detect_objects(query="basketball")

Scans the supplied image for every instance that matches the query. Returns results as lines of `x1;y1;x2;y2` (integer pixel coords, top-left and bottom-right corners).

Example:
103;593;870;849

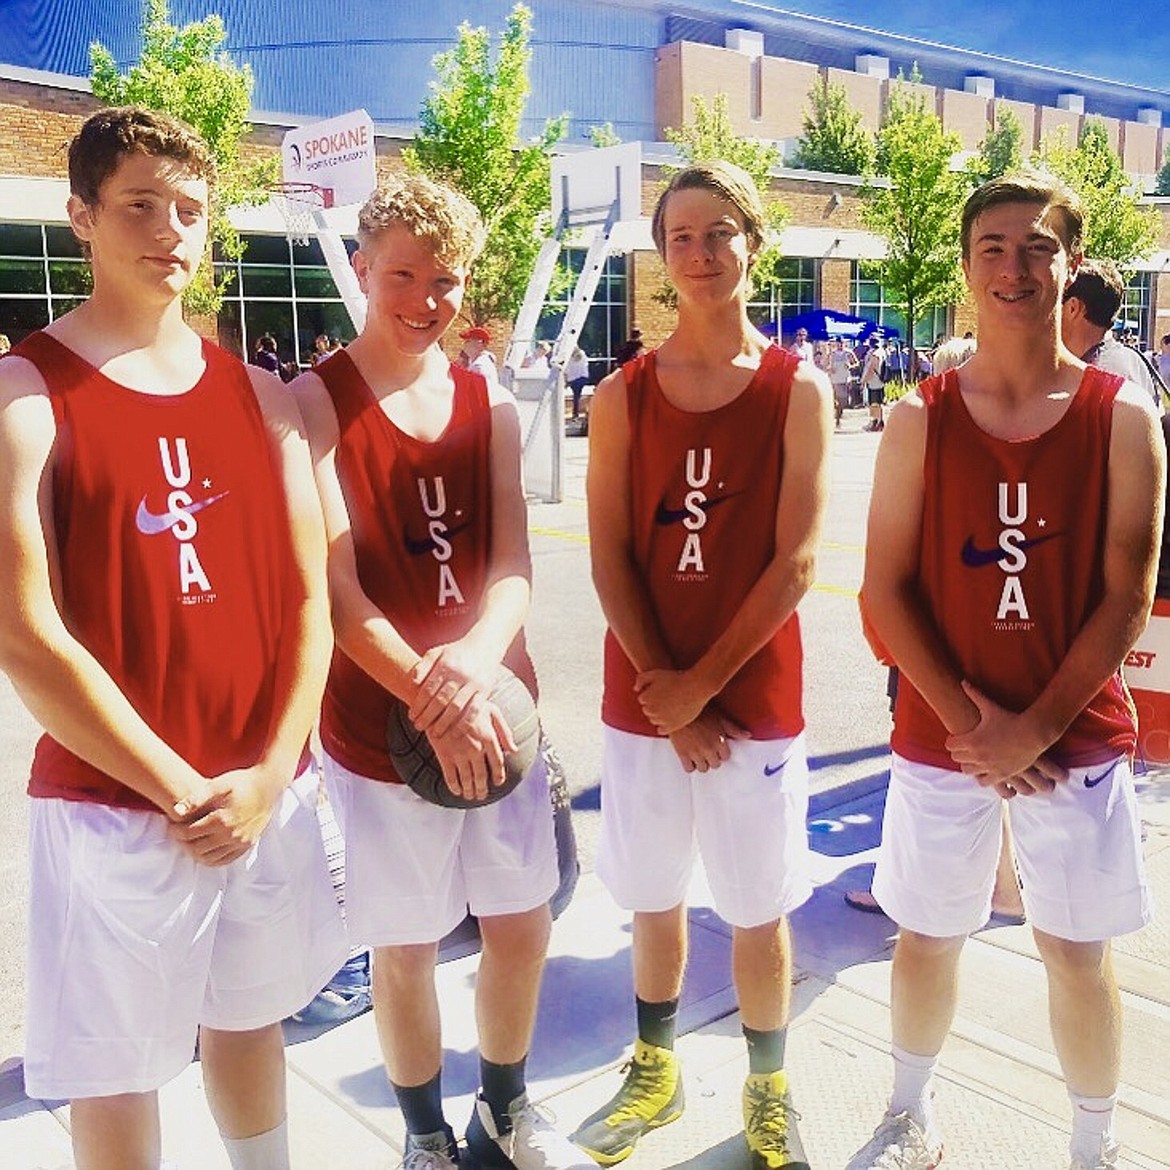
387;666;540;808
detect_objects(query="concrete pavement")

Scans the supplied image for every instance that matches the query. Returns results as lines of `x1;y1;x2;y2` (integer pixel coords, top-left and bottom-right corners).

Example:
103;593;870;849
2;412;1168;1168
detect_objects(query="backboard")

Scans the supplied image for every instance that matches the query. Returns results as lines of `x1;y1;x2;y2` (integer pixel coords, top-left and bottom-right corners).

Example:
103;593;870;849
282;109;377;209
551;141;642;228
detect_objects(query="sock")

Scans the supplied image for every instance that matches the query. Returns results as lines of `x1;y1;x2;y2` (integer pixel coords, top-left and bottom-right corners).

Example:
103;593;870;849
636;996;679;1051
220;1119;290;1170
889;1045;939;1130
392;1070;447;1140
742;1025;787;1075
480;1055;527;1134
1068;1091;1117;1161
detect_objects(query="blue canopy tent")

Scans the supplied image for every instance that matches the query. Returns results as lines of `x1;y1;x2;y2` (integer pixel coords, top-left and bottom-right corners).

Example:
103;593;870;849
777;309;897;342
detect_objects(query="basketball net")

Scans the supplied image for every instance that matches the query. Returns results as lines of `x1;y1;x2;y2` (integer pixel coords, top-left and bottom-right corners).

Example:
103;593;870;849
269;182;329;246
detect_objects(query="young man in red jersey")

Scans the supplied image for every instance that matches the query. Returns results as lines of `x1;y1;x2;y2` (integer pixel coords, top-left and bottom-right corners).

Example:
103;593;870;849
575;162;832;1170
292;174;589;1170
851;173;1162;1170
0;107;346;1170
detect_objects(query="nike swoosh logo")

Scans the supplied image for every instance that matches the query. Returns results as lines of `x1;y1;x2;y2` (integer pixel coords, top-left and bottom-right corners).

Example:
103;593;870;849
404;519;473;556
763;763;784;777
654;492;741;526
960;532;1061;568
1083;759;1120;789
135;491;230;535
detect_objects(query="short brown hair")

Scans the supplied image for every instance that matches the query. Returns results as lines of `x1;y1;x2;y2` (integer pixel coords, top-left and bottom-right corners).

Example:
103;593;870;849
357;174;486;268
1063;258;1125;329
961;171;1083;260
651;161;767;258
68;106;216;207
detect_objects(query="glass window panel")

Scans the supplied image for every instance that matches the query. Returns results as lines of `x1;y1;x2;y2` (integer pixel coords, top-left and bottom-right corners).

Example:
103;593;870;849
295;302;357;365
45;226;84;259
0;297;50;338
0;258;45;294
242;234;292;265
48;260;91;297
241;265;292;297
0;223;43;257
242;302;297;368
49;297;86;320
290;236;327;266
217;298;243;358
294;266;340;298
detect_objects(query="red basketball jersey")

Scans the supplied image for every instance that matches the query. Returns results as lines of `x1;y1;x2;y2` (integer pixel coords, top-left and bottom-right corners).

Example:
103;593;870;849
601;345;805;739
891;366;1137;768
15;332;303;809
315;351;537;783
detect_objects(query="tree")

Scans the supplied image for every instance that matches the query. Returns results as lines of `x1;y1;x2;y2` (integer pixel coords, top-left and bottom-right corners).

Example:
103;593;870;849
660;93;789;302
89;0;278;315
860;73;970;352
789;76;874;175
1035;120;1159;264
403;4;567;327
1157;146;1170;198
588;122;621;149
970;106;1024;184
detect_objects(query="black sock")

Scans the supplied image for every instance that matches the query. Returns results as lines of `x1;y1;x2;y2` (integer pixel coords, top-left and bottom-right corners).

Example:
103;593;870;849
636;996;679;1051
392;1070;447;1139
743;1025;787;1075
480;1055;527;1133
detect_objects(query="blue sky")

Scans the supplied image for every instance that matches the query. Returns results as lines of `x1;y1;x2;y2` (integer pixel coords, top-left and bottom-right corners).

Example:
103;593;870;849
780;2;1170;93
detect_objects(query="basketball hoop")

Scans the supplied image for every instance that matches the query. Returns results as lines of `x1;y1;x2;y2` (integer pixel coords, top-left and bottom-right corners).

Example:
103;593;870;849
268;182;331;246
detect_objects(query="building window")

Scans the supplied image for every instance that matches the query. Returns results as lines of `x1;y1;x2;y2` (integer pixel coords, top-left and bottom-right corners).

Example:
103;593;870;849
537;247;628;380
214;233;358;370
1121;271;1153;347
851;262;949;346
0;223;91;342
749;257;816;328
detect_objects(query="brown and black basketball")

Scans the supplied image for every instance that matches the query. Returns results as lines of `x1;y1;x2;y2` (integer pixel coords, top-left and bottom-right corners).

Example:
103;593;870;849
387;666;540;808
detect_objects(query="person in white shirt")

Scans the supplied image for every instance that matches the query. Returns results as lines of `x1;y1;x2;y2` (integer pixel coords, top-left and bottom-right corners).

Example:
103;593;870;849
564;345;591;420
459;325;500;388
788;326;814;363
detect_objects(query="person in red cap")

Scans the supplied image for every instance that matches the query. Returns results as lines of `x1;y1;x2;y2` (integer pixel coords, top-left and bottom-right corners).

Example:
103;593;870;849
460;325;500;388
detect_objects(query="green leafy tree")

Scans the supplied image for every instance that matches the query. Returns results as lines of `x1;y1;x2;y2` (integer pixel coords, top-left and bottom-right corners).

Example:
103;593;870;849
1156;145;1170;197
861;73;970;352
89;0;278;315
789;76;874;175
588;122;622;148
969;106;1024;183
404;3;567;327
1035;120;1159;264
659;93;789;304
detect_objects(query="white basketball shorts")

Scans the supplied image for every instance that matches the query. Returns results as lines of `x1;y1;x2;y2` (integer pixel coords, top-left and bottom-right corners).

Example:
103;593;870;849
323;751;558;947
24;768;348;1100
873;752;1151;941
597;727;812;929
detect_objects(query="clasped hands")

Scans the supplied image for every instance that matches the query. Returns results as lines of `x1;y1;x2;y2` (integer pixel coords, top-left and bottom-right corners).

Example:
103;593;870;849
406;640;515;803
634;665;747;774
945;681;1067;798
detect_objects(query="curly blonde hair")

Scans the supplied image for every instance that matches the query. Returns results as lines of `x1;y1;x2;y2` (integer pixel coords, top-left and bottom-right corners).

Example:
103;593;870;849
357;173;486;268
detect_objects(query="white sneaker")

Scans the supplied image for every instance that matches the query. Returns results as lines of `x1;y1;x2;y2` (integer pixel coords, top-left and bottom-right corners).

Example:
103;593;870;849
846;1110;943;1169
1070;1143;1121;1170
402;1128;459;1170
467;1093;594;1169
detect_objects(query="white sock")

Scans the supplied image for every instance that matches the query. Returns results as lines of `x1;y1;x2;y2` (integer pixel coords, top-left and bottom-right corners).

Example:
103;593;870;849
220;1119;291;1170
889;1045;939;1131
1068;1092;1117;1161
